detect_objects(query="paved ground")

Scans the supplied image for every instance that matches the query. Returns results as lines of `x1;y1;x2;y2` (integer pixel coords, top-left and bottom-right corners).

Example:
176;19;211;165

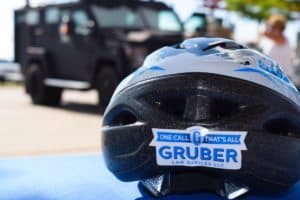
0;85;102;157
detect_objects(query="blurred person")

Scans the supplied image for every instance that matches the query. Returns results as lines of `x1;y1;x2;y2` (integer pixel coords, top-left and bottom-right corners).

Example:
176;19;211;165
259;14;296;82
294;32;300;87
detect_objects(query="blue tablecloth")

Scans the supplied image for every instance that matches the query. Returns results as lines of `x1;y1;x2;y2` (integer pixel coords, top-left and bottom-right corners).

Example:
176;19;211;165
0;153;298;200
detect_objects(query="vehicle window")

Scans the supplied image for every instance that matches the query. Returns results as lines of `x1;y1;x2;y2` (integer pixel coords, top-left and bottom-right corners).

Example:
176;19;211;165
45;7;60;24
184;15;206;33
141;8;182;32
61;10;71;22
72;10;91;35
15;13;25;24
25;10;40;26
91;6;144;28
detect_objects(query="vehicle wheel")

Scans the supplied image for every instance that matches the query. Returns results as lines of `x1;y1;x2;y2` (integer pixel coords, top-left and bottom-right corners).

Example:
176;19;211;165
25;63;62;106
96;66;119;109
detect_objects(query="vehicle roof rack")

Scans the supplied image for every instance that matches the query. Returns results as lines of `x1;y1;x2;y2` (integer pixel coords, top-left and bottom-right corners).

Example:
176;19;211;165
80;0;168;9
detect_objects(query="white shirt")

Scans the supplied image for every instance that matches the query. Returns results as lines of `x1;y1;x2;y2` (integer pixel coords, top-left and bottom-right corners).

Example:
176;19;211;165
260;37;296;81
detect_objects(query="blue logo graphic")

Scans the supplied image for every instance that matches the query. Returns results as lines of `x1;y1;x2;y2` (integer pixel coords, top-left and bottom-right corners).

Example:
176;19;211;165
134;65;166;76
149;66;165;71
235;67;276;83
258;59;290;83
191;131;202;146
235;59;298;93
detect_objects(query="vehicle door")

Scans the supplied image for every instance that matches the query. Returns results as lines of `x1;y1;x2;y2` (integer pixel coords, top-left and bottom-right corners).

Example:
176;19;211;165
57;7;95;81
15;9;41;66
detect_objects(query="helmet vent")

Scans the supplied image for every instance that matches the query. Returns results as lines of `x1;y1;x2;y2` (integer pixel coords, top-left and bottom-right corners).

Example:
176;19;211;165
151;94;241;121
183;96;239;121
203;41;245;51
210;98;240;119
263;117;300;138
153;95;186;118
104;109;137;127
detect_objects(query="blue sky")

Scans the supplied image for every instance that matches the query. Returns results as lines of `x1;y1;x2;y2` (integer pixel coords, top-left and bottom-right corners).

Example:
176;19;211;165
1;0;299;60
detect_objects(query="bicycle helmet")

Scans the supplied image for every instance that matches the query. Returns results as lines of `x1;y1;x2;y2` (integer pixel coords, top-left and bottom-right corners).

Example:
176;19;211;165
102;37;300;199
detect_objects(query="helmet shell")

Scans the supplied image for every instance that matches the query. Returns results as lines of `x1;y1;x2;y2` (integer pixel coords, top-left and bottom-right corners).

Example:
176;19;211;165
102;37;300;194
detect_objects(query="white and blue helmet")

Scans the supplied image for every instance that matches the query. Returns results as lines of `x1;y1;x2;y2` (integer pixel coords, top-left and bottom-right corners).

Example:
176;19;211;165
113;37;299;104
102;38;300;199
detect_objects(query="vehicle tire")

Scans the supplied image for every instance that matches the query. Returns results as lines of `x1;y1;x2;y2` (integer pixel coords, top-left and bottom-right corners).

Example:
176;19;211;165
25;63;62;106
96;66;119;109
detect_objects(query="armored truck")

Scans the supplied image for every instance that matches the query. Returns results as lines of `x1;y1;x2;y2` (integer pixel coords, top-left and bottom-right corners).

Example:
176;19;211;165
15;0;183;107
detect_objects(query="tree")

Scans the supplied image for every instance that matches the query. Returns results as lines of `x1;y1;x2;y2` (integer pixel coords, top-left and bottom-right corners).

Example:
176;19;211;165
225;0;300;21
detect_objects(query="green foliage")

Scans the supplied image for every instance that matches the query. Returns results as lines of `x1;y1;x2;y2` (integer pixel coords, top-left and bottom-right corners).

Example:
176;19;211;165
225;0;300;21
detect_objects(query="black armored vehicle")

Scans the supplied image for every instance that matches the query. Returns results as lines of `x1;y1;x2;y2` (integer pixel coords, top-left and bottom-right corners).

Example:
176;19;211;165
15;0;183;107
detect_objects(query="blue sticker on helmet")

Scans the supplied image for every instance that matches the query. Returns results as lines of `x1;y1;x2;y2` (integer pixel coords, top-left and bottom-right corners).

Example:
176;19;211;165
150;126;247;170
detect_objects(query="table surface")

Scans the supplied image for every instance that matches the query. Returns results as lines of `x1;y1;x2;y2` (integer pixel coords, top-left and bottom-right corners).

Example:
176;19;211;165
0;153;299;200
